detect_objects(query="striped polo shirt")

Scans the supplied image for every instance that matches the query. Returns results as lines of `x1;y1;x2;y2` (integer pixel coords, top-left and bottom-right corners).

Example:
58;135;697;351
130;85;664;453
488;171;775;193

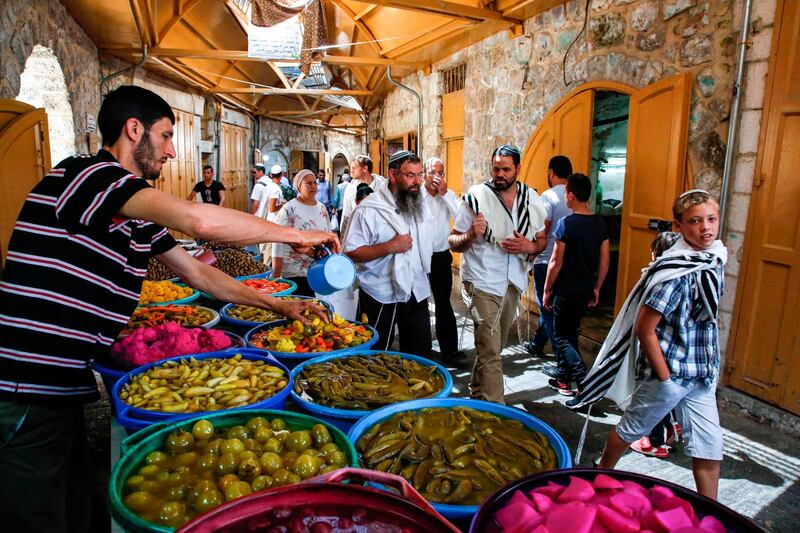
0;150;177;404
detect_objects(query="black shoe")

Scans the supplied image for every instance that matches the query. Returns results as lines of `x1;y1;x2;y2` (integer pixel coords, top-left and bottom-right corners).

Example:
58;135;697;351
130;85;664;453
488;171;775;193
542;365;559;378
565;396;583;409
442;350;467;362
548;378;576;396
523;340;545;357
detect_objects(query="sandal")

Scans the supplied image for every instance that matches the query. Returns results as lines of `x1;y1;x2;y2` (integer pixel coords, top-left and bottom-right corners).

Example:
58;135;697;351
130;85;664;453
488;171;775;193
630;436;669;459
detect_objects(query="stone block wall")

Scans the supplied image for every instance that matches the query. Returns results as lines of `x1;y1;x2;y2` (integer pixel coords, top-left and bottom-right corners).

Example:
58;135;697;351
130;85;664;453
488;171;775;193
259;117;364;170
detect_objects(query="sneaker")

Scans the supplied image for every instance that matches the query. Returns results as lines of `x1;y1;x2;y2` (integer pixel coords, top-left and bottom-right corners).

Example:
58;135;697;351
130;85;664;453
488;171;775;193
630;436;669;459
523;340;546;357
548;378;576;396
542;365;560;378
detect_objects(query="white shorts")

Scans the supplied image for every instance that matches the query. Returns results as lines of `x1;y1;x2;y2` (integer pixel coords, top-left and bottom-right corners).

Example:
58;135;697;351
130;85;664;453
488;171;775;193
616;377;722;460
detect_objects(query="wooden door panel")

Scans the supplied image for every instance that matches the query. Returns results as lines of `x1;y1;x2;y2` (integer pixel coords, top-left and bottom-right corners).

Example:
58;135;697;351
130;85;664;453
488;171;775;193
220;122;248;213
0;101;51;269
554;90;593;176
615;74;691;311
154;109;195;239
728;0;800;413
446;138;464;267
442;90;465;139
519;116;554;195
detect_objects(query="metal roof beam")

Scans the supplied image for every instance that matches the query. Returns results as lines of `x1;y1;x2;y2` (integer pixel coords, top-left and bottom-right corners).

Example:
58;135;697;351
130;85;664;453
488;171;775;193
208;88;373;95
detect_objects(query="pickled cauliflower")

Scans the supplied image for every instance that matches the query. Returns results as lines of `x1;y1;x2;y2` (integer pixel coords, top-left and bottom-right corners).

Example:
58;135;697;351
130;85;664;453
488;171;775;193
111;322;232;368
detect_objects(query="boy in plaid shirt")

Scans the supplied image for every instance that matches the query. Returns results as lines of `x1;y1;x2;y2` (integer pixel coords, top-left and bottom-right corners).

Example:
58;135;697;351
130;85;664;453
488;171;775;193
597;190;726;500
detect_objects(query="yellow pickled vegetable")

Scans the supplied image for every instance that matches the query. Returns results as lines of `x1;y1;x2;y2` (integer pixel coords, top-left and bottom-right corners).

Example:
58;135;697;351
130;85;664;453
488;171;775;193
139;280;194;305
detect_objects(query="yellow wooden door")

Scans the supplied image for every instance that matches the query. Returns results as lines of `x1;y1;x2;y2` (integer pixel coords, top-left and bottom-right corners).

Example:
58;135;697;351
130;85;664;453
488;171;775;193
220;122;248;212
290;150;304;175
726;0;800;414
155;108;195;239
553;90;594;176
520;117;554;195
0;100;51;270
443;89;465;267
369;140;381;174
615;74;691;311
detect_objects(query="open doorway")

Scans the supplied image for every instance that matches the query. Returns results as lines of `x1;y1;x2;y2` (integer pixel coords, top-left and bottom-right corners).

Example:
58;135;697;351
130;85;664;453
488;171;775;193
583;90;630;340
331;153;349;187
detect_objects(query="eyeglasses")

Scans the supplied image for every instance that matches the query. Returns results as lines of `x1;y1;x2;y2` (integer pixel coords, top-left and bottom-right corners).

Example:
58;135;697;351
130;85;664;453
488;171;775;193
427;170;445;178
400;172;424;181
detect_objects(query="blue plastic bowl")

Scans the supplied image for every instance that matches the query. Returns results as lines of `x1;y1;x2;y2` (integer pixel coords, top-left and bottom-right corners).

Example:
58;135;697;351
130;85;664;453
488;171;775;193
233;270;272;281
220;297;334;331
347;398;572;522
200;277;297;301
112;348;291;432
290;350;454;432
245;319;379;369
138;286;200;307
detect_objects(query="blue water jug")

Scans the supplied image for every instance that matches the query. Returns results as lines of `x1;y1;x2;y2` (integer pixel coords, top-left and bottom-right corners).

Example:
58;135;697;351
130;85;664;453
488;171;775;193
307;246;356;295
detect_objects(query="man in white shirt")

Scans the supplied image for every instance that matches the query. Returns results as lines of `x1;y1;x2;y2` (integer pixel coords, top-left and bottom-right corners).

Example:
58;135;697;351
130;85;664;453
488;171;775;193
423;157;465;362
250;164;269;215
339;155;387;236
256;164;287;264
523;155;573;361
344;151;432;357
449;145;547;403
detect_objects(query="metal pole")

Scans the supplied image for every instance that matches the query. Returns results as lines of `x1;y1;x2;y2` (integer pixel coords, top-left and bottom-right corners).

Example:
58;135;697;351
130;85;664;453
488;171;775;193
719;0;754;238
387;66;423;156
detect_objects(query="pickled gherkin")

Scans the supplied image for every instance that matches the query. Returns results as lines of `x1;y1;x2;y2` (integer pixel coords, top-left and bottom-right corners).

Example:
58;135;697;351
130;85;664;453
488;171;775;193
294;353;445;410
355;407;558;506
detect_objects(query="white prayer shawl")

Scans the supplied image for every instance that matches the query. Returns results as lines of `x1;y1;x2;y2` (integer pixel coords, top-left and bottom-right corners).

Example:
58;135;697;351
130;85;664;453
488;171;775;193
570;237;728;411
463;181;547;260
342;186;432;303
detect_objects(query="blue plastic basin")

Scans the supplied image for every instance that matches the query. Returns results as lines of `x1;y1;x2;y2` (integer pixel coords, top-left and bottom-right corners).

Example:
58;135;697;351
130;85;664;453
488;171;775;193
219;297;333;332
112;348;291;432
244;319;379;369
347;398;572;522
289;350;454;432
200;277;296;301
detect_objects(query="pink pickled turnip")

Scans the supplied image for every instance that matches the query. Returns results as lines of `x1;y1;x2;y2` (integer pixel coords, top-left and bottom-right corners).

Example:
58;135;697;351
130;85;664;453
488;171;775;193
596;504;641;533
593;474;625;491
610;490;652;517
532;481;565;499
655;496;696;523
544;502;596;533
530;492;554;514
529;526;550;533
671;529;711;533
654;507;694;531
558;476;596;503
698;515;726;533
620;480;650;497
495;502;541;532
649;485;676;507
508;490;533;508
590;521;611;533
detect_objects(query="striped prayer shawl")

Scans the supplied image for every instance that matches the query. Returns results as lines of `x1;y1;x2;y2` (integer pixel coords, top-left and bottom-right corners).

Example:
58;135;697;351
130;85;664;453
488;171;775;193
569;239;727;411
464;181;545;257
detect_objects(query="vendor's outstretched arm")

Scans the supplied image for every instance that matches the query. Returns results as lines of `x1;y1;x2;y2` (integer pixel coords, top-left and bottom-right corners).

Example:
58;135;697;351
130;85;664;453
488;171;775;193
157;246;326;323
120;187;339;252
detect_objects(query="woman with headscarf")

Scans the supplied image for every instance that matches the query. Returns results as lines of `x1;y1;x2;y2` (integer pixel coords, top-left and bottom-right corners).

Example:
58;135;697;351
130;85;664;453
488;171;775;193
272;169;332;296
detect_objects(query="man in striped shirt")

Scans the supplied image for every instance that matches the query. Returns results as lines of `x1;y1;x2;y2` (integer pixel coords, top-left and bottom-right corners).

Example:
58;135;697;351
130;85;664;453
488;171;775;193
0;85;338;531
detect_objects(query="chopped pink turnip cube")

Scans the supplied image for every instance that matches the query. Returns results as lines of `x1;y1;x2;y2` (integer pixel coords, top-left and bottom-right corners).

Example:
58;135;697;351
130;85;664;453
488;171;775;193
495;502;541;532
655;496;696;523
593;474;625;491
611;490;652;517
530;492;554;514
544;502;596;533
508;490;533;508
620;480;650;497
698;515;726;533
533;481;565;499
649;485;676;507
596;504;641;533
558;476;596;503
654;507;694;531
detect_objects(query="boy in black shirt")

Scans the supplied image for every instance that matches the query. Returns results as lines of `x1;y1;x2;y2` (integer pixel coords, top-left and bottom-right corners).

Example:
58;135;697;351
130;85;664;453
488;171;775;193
543;173;610;395
188;164;226;205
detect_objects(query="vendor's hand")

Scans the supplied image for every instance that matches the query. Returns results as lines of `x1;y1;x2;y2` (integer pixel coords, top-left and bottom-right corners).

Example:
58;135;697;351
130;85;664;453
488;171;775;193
543;289;553;312
500;230;534;255
387;233;412;254
291;230;341;256
469;213;487;239
277;299;329;324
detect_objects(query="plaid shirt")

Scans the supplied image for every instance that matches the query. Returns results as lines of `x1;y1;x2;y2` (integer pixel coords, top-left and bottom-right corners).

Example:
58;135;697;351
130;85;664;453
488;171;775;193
643;263;725;387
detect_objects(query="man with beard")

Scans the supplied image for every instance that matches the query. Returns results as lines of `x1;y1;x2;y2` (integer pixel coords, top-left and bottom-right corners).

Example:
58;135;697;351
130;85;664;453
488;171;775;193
0;85;337;532
343;150;433;357
449;145;547;403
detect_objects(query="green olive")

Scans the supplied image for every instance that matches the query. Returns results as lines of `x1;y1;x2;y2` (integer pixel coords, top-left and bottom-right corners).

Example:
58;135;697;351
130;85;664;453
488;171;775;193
145;451;168;465
293;454;322;480
246;416;270;432
237;457;261;480
326;451;347;467
166;470;187;486
254;427;273;443
195;453;217;472
187;480;217;504
223;481;252;502
191;419;215;440
139;480;162;493
270;418;287;431
138;464;161;478
165;429;195;455
125;475;145;489
242;438;257;451
318;443;340;458
286;472;301;485
215;452;239;476
320;465;338;475
124;491;158;512
285;430;312;452
167;484;188;500
311;424;332;446
272;468;290;486
220;438;245;455
226;425;251;441
238;450;257;462
194;489;224;514
155;470;170;484
264;438;283;453
259;452;282;474
175;451;199;468
251;475;273;492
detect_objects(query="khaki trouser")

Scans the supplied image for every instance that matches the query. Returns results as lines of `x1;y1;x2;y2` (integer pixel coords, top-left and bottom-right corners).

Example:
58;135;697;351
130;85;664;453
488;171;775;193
260;242;273;268
462;282;520;404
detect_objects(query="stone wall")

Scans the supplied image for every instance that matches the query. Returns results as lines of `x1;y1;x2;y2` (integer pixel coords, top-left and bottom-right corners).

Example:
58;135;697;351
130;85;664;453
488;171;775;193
259;117;364;169
1;0;102;155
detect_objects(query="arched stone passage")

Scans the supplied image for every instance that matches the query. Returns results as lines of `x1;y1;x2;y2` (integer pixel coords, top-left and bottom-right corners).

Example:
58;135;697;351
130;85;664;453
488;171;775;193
16;45;76;165
331;152;349;184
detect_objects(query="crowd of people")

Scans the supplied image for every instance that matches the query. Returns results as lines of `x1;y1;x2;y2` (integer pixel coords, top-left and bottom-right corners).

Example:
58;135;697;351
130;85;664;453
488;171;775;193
0;85;728;530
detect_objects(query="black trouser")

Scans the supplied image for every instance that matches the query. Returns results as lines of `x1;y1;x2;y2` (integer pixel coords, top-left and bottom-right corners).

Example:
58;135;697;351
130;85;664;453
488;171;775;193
358;291;432;357
287;276;314;297
552;293;591;384
428;250;459;356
